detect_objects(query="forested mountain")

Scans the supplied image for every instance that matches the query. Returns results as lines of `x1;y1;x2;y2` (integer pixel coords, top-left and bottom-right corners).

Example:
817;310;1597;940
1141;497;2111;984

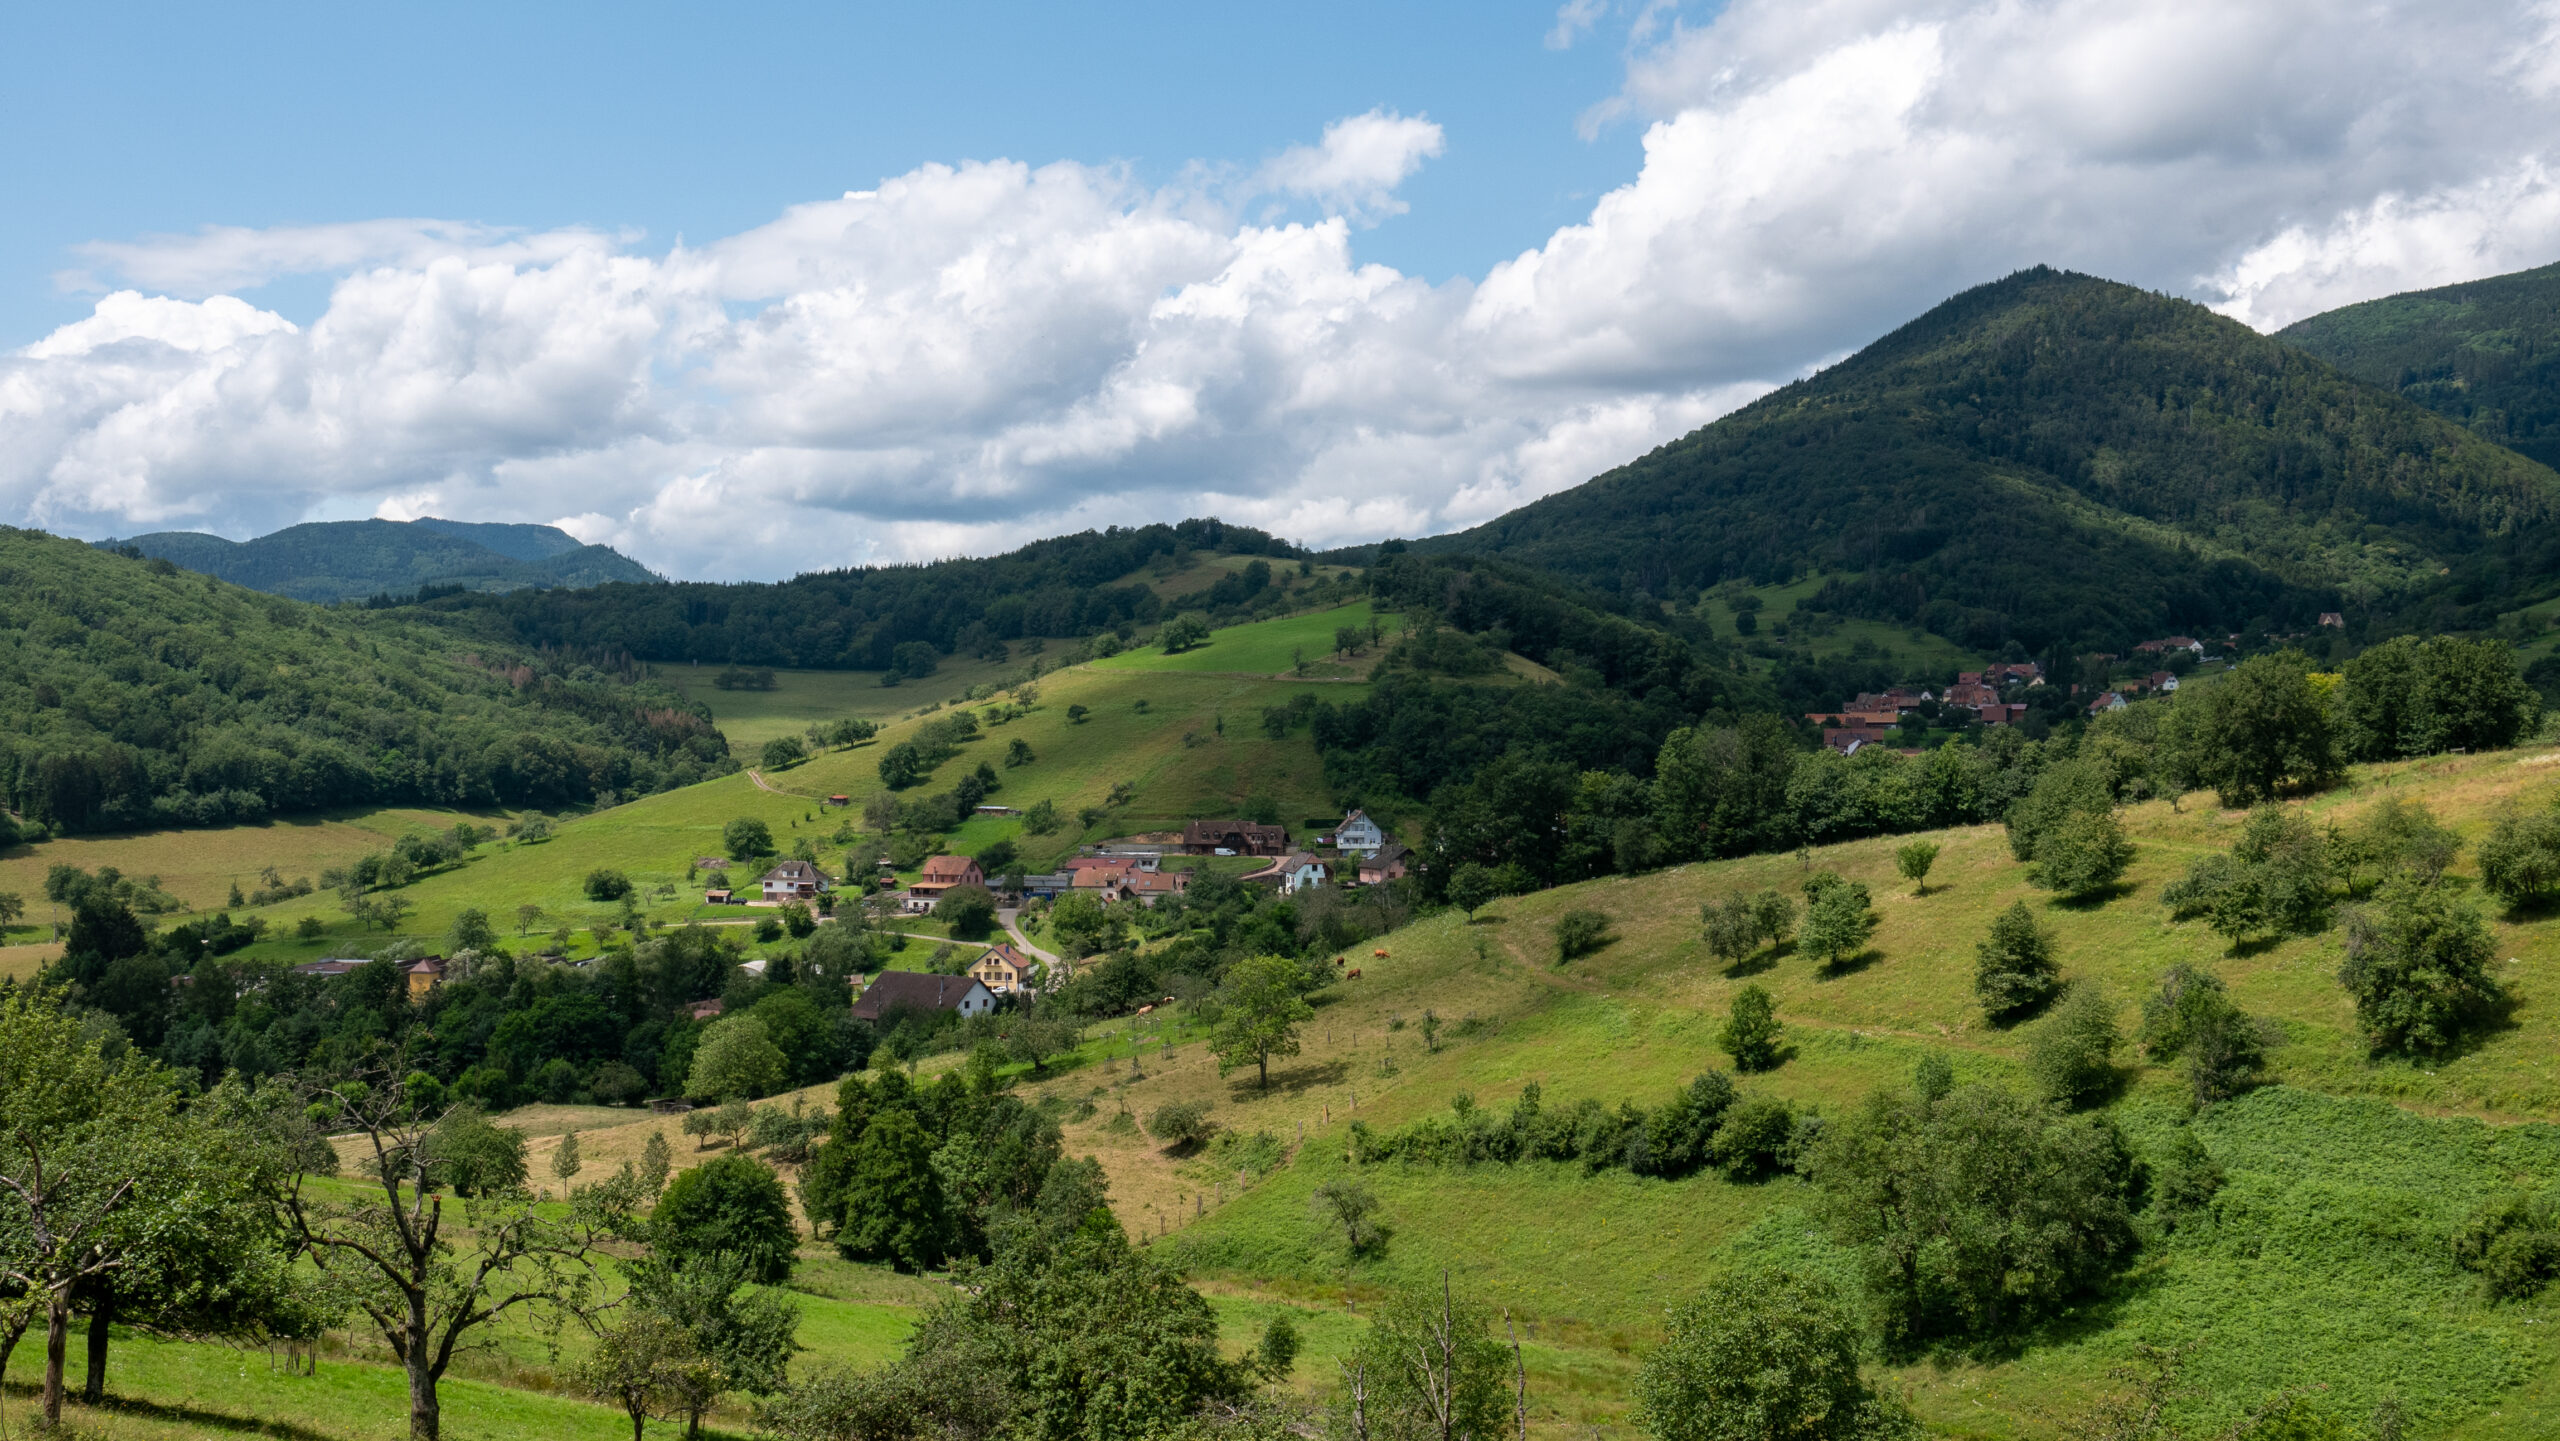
438;518;1304;669
1409;267;2560;653
2279;259;2560;469
0;529;730;833
107;517;660;602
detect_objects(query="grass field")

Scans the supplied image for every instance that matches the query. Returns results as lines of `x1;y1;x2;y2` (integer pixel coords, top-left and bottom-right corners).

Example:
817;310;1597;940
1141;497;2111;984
0;805;508;920
1700;572;1987;676
663;651;1041;759
1090;601;1400;679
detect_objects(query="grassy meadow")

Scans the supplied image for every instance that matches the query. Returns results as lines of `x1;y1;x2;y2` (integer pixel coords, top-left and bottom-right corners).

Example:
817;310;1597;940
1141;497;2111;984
1089;601;1400;679
1699;571;1988;675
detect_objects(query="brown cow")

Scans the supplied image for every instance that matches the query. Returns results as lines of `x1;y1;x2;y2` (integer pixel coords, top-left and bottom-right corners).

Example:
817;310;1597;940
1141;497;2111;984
1346;968;1363;980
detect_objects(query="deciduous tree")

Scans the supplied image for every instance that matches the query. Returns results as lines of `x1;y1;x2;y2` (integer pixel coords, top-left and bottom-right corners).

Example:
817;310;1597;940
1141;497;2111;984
1207;954;1314;1090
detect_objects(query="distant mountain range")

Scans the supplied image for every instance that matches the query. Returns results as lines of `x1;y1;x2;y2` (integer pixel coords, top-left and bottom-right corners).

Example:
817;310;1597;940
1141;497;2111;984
1401;266;2560;653
104;518;661;603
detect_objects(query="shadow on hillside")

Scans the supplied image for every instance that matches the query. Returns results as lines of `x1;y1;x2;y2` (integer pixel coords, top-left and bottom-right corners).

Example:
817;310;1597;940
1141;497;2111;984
1907;1259;2167;1369
1230;1058;1350;1101
2049;882;2139;911
1724;943;1788;979
0;1383;343;1441
1817;947;1883;980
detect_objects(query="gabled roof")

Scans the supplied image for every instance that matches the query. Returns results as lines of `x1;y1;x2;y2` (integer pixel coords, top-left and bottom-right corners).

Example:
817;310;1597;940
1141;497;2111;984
761;859;828;884
919;854;981;881
1363;841;1410;867
853;971;992;1020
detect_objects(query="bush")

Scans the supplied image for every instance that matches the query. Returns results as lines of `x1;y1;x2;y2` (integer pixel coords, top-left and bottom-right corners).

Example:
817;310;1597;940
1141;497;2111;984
583;868;634;901
1798;873;1874;967
1974;901;2061;1023
1809;1081;2142;1347
2138;964;2268;1106
2150;1128;2225;1230
1721;984;1784;1072
724;817;776;859
1895;840;1940;894
653;1152;798;1283
936;883;998;941
425;1105;529;1196
2032;808;2134;898
2160;652;2341;807
2025;984;2120;1107
1147;1099;1215;1150
1634;1268;1918;1441
2478;808;2560;906
1702;889;1792;969
2340;876;2506;1054
592;1060;650;1106
687;1015;788;1102
1709;1095;1796;1181
761;736;806;770
1553;908;1613;962
2453;1192;2560;1300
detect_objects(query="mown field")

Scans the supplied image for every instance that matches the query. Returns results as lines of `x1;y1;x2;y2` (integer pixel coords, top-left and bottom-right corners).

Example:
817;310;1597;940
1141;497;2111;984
662;651;1037;760
1089;601;1399;679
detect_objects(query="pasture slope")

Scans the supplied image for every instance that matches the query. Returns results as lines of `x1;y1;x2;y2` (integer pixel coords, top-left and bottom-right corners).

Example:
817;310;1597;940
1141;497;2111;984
4;603;1411;969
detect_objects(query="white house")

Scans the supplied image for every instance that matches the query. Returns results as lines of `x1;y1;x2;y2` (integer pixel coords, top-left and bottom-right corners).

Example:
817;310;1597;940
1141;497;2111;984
1334;809;1387;857
760;859;829;903
1254;852;1330;894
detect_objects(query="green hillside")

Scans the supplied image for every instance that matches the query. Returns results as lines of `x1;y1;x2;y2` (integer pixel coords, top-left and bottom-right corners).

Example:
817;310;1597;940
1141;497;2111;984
113;517;660;602
2279;259;2560;470
0;528;729;835
1414;267;2560;656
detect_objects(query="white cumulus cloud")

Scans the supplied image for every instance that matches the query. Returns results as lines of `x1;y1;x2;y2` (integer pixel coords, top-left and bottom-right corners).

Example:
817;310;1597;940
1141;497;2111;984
11;2;2560;581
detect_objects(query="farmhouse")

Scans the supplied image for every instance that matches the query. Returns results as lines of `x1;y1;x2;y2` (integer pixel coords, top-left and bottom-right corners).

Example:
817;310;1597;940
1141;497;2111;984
1182;819;1289;856
759;859;829;902
1334;809;1387;856
1246;852;1331;894
1358;843;1411;885
968;943;1037;995
853;971;996;1021
911;854;985;897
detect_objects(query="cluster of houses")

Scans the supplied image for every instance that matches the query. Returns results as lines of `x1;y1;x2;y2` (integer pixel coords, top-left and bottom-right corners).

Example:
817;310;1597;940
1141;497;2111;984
1807;663;2045;755
290;806;1418;1053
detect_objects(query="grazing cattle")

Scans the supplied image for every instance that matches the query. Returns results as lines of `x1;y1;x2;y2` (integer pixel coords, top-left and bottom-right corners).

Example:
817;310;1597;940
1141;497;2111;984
1372;949;1388;958
1346;968;1363;980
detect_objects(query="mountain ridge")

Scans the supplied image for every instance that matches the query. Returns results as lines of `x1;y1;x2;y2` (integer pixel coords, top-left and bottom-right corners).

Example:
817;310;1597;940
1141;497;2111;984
106;517;661;603
1401;266;2560;654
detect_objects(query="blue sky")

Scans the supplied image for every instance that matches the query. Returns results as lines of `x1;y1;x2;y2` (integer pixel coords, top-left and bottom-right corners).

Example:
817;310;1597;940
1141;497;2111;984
9;0;2560;580
2;1;1644;346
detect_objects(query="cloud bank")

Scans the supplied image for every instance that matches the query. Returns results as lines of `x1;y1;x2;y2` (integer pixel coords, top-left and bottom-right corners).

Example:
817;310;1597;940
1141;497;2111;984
12;1;2560;581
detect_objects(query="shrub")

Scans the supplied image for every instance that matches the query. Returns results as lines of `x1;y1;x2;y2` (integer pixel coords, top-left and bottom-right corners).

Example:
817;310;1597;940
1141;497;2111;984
780;902;816;938
1798;874;1874;968
1554;908;1613;962
2453;1192;2560;1300
1634;1268;1918;1441
937;883;999;941
653;1152;798;1283
1895;840;1940;894
2025;984;2121;1108
2138;964;2268;1106
1703;889;1795;969
1809;1081;2142;1347
1721;984;1784;1073
2150;1129;2225;1231
755;916;783;943
761;736;806;770
1147;1099;1215;1150
2033;808;2134;898
1974;901;2060;1023
425;1105;529;1196
2478;808;2560;906
687;1015;788;1102
724;817;776;859
2340;876;2506;1054
1709;1095;1796;1181
584;868;634;901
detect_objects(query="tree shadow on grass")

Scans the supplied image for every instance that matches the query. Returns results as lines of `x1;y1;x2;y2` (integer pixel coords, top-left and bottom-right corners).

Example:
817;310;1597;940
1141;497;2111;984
1230;1058;1350;1101
1909;1259;2168;1369
1723;949;1780;979
2049;881;2139;911
0;1384;344;1441
1816;947;1884;980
